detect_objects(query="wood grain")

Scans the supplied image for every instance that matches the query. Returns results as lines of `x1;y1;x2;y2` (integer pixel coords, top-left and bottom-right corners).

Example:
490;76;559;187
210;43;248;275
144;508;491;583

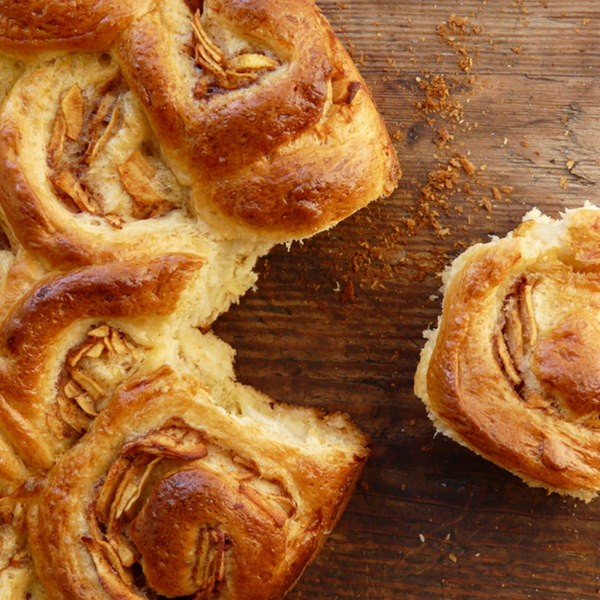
213;1;600;598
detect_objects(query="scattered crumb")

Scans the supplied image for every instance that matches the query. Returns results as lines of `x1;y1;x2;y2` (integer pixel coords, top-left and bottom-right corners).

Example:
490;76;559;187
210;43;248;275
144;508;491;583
341;280;355;303
479;197;493;212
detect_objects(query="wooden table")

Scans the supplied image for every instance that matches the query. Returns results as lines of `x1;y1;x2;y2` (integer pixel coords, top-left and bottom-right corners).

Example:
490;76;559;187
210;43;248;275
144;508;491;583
213;1;600;598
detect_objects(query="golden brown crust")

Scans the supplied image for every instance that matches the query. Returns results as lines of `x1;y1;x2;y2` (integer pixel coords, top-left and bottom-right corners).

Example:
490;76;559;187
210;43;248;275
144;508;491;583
0;53;215;269
415;206;600;500
0;0;399;248
0;0;155;57
1;255;200;359
0;255;199;472
29;367;367;600
115;0;399;239
0;0;381;596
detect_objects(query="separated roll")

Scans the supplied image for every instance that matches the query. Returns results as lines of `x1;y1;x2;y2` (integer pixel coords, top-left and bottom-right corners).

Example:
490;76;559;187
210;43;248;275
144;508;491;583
415;205;600;501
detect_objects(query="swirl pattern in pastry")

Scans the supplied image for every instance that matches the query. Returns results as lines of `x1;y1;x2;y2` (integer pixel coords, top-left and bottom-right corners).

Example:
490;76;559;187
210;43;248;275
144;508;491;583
114;0;400;240
29;364;368;600
0;0;390;596
415;205;600;501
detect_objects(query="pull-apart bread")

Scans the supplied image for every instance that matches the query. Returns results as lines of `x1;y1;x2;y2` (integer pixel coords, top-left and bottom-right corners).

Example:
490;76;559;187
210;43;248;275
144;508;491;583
0;0;400;598
415;205;600;502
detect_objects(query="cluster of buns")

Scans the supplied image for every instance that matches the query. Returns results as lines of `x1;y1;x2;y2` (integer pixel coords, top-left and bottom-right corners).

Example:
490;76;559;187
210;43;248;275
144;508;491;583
0;1;399;598
415;205;600;501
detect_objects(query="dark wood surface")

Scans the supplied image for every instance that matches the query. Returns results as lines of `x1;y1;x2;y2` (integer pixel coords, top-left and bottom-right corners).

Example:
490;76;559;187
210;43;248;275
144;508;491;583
213;2;600;598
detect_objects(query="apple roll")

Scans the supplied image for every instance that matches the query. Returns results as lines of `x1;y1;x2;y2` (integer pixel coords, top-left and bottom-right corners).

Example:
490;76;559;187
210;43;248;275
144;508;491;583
416;205;600;501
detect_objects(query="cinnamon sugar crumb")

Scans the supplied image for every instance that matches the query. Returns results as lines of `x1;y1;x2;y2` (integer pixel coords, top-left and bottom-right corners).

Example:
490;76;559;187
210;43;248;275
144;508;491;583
479;197;493;212
460;156;476;176
341;281;355;303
